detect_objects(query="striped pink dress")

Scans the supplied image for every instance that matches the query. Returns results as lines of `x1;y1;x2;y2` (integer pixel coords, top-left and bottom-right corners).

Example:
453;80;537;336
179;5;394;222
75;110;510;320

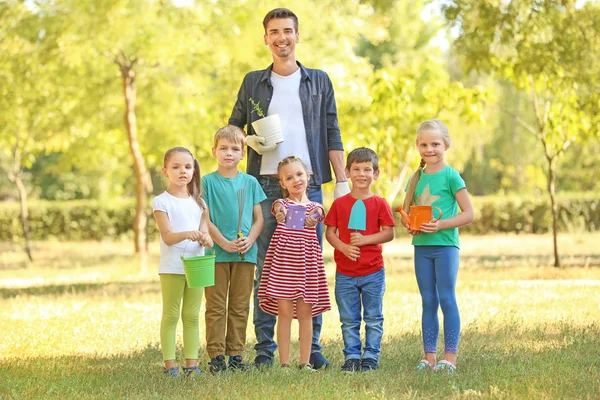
258;199;331;318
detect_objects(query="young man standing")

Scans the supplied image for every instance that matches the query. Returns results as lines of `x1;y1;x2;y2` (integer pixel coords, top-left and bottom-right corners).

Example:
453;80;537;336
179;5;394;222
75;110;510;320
229;8;350;369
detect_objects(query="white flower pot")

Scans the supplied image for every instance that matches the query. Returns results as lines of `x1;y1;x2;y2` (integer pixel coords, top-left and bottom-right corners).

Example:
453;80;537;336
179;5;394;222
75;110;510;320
251;114;284;147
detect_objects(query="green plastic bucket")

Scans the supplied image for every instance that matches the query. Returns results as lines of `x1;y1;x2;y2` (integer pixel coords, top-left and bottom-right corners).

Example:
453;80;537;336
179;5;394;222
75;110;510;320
181;243;215;288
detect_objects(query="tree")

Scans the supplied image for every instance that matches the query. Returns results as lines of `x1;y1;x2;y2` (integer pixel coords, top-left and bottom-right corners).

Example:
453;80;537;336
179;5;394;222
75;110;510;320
443;0;600;267
47;0;228;271
0;1;83;261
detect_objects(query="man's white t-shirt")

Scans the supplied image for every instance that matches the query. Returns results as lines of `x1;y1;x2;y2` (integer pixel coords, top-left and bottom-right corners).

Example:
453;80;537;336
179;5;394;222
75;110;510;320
260;68;314;175
151;191;205;274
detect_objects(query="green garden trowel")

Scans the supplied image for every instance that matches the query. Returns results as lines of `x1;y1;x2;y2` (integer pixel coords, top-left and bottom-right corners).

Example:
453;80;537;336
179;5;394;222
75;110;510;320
348;199;366;231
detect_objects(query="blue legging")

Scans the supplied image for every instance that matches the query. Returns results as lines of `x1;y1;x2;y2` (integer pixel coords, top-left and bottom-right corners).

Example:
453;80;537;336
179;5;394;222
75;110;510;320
414;246;460;354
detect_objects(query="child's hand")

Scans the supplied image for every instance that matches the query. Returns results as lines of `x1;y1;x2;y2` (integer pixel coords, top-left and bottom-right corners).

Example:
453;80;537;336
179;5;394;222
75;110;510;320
305;210;321;228
187;230;202;242
349;232;366;246
235;236;255;255
407;228;422;236
419;219;441;234
275;206;286;224
198;232;213;247
220;240;238;253
341;243;360;262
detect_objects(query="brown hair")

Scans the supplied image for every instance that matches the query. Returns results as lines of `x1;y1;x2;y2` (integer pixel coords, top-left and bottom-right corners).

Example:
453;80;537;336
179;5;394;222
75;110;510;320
402;119;451;213
263;8;299;33
277;156;309;198
163;147;206;212
346;147;379;170
213;125;246;149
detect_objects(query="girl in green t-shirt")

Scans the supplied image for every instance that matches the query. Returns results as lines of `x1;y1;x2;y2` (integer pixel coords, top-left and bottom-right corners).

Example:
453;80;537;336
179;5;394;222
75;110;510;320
399;119;474;373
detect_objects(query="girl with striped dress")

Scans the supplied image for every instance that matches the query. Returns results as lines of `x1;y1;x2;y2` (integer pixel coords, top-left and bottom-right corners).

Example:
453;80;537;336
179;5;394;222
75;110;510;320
257;156;331;371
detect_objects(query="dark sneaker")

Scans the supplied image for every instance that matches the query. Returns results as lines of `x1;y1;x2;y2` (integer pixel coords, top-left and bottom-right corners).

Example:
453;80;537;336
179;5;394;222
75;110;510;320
208;355;228;374
182;365;203;377
361;358;379;372
228;355;250;371
340;359;360;373
309;352;331;370
253;354;274;368
163;366;180;378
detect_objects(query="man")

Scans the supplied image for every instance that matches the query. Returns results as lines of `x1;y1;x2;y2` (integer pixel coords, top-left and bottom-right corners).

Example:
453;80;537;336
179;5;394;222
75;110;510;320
229;7;350;369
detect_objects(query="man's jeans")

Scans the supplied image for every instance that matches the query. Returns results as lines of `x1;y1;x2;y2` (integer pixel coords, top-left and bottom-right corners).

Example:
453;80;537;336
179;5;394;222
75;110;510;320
334;268;385;361
254;176;325;358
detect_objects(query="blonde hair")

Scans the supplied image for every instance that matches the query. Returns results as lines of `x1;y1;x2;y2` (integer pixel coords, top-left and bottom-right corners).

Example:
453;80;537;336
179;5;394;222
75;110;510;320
402;119;451;213
277;156;310;198
163;147;206;212
213;125;246;149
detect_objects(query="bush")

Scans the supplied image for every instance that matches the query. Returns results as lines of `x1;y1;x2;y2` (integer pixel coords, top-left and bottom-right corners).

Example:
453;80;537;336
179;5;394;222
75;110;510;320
1;193;598;242
0;199;158;242
393;192;599;236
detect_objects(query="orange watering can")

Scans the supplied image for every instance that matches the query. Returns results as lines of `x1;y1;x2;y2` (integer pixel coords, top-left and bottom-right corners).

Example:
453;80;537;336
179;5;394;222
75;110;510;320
396;205;442;231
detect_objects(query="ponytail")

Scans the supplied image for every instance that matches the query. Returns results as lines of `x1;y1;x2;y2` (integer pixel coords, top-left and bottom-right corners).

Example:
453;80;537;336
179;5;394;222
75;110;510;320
402;158;426;212
188;158;207;212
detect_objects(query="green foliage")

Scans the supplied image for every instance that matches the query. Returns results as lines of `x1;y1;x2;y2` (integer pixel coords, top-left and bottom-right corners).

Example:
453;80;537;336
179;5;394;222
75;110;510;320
393;192;600;237
462;192;600;235
1;194;598;242
0;199;155;242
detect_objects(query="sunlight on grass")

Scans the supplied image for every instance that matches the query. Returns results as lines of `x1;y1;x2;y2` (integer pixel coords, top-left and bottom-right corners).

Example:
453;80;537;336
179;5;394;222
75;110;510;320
1;234;600;399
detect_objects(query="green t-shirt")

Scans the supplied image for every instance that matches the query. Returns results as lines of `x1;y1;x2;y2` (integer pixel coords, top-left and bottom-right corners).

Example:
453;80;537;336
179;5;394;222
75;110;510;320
202;171;266;263
407;165;466;248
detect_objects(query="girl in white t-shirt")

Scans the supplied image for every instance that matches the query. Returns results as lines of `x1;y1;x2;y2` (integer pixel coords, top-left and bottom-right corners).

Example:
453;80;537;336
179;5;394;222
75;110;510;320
152;147;213;377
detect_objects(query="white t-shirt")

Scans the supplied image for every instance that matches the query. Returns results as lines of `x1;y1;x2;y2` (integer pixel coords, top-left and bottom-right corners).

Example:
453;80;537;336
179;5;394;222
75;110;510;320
151;191;205;274
260;68;313;175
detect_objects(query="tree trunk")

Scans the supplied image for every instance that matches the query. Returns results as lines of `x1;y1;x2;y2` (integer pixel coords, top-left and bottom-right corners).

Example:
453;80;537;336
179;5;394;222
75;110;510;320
120;60;152;272
546;156;561;268
13;172;33;262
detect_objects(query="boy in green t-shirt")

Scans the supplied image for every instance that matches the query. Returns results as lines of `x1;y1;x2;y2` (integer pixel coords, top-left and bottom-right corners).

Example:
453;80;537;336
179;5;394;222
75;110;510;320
202;125;266;373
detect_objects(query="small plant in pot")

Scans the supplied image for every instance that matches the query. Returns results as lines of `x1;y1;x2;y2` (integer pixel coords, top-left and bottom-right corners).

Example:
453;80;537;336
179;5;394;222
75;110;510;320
249;98;284;146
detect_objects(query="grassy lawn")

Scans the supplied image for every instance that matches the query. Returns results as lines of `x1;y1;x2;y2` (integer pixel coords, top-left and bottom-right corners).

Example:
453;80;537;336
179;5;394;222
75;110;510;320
1;233;599;399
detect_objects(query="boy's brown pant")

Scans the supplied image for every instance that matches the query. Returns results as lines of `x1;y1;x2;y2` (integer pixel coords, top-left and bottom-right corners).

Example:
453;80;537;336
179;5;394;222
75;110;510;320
204;261;255;359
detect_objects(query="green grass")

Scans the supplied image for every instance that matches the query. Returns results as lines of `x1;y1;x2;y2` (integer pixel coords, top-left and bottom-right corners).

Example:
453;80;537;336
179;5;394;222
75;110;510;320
1;233;600;399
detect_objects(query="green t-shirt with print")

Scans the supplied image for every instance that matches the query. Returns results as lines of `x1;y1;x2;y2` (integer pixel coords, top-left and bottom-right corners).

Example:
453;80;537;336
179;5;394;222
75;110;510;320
202;171;266;263
407;165;466;248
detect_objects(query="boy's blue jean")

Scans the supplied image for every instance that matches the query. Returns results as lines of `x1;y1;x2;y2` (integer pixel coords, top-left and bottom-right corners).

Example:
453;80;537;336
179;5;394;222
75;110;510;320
335;268;385;361
414;246;460;354
253;176;324;359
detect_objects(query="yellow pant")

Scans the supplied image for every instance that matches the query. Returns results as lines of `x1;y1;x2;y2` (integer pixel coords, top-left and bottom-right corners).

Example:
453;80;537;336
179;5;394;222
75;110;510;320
160;274;203;361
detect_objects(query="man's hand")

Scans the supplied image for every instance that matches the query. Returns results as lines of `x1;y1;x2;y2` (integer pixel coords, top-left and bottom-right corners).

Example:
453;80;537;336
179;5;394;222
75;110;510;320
334;181;350;199
246;135;278;155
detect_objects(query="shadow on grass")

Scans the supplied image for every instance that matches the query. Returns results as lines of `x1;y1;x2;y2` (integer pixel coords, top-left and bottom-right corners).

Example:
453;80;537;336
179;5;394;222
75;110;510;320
1;323;599;399
0;280;160;299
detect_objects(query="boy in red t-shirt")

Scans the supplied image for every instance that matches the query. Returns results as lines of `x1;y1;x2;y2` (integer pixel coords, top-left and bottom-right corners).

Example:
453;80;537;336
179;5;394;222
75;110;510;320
324;147;395;372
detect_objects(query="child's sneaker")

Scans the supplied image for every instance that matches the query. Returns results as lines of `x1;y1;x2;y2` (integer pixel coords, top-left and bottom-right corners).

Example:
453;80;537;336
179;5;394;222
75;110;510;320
163;366;180;378
360;358;379;372
182;365;203;377
228;355;250;371
208;355;228;374
298;363;317;372
340;359;360;373
416;359;435;371
435;360;457;373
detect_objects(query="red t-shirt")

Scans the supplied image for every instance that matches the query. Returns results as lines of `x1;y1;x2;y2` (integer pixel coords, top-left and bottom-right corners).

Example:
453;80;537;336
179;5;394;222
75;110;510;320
324;193;395;277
